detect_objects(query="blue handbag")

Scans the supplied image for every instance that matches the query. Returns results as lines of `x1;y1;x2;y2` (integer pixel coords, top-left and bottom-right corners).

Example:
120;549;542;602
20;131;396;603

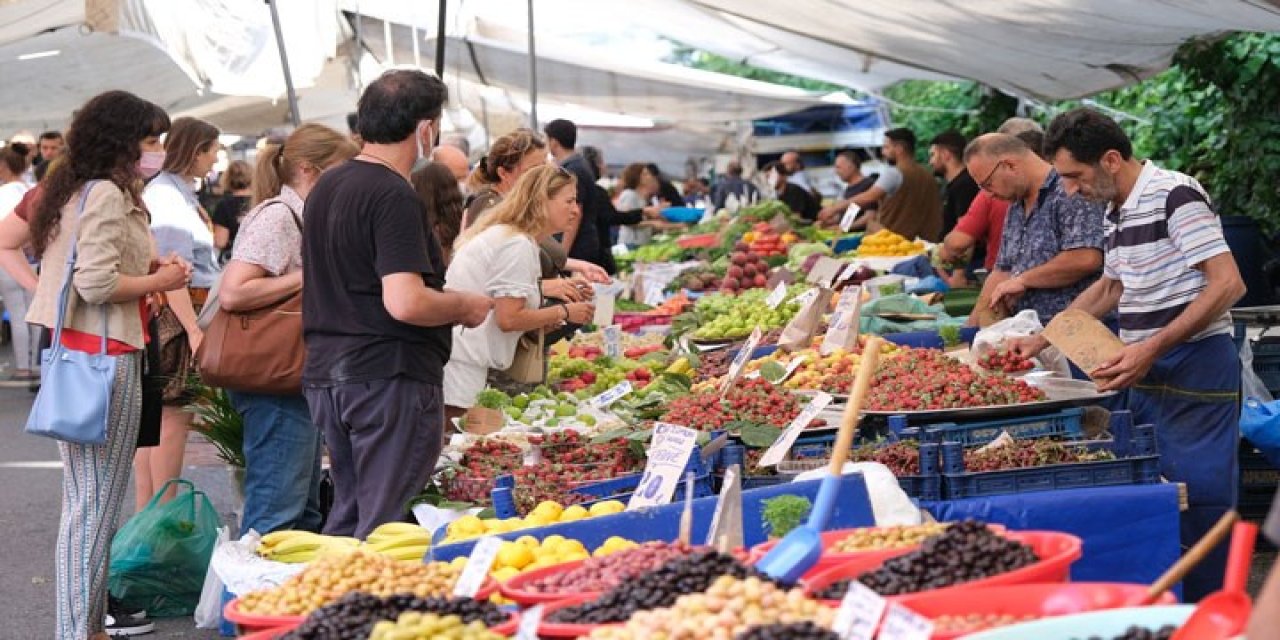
25;182;118;446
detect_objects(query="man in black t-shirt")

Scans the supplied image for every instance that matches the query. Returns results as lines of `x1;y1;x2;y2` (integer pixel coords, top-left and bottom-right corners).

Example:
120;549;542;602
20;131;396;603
818;150;879;222
929;130;980;237
544;119;604;268
763;161;818;221
302;69;492;538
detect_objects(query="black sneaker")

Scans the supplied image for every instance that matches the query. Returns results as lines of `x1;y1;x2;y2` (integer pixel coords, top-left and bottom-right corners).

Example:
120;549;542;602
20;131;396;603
106;597;154;637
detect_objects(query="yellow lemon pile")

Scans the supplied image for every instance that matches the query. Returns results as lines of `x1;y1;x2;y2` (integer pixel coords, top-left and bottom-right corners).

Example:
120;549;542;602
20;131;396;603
858;229;926;257
442;500;626;544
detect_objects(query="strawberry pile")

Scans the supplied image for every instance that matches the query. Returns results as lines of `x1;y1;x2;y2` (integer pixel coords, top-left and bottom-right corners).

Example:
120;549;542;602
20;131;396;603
440;439;524;503
865;348;1045;411
531;431;641;470
660;378;810;431
977;349;1035;373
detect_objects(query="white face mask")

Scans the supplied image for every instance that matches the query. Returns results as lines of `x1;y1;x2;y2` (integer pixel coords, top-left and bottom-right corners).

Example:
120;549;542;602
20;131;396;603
413;120;434;173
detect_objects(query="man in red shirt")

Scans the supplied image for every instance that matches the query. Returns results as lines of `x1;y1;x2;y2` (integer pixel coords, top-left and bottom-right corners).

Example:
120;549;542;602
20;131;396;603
941;189;1009;273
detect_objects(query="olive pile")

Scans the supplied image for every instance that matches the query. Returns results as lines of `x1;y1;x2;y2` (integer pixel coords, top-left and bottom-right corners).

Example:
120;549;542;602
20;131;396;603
586;576;835;639
525;541;698;594
1081;626;1177;640
548;550;787;624
735;621;841;639
367;612;503;640
829;523;950;553
237;551;460;616
280;592;507;639
815;520;1038;598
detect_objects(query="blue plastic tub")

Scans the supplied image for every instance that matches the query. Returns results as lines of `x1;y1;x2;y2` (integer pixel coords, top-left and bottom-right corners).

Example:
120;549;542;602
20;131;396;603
829;234;863;255
661;207;705;224
882;326;979;349
897;408;1086;446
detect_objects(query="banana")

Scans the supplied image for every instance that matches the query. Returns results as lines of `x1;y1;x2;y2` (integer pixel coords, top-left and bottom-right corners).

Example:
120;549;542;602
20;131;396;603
380;544;429;562
369;522;427;537
367;531;432;553
269;549;323;563
265;534;328;558
259;529;314;550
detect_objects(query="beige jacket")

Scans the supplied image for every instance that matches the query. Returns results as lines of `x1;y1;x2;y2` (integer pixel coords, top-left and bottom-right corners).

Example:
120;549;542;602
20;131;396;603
27;181;154;350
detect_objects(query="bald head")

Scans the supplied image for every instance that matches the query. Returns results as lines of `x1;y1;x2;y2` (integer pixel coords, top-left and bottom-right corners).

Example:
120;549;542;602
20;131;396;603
997;117;1042;136
964;133;1033;163
431;145;470;182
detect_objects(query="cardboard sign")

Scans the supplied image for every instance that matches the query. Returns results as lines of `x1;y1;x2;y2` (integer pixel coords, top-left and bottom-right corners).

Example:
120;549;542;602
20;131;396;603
821;287;863;356
1042;309;1125;377
879;603;935;640
593;292;616;327
627;422;699;510
839;203;862;232
807;256;844;288
515;605;543;640
832;581;887;640
705;464;743;551
793;287;820;308
759;391;833;467
452;537;502;598
603;324;623;358
591;380;632;408
720;326;763;395
765;282;789;309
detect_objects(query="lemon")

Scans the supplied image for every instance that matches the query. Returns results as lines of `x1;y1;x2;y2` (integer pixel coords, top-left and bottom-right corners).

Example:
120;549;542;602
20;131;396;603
450;556;468;570
542;534;567;548
523;513;553;528
561;549;590;563
531;500;564;520
450;514;484;536
481;518;502;532
496;543;534;570
559;505;589;522
555;539;587;556
516;535;540;548
588;500;625;517
490;566;521;582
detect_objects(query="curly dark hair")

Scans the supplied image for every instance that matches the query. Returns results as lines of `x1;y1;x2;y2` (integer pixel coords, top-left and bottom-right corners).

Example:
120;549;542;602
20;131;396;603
411;162;464;260
30;91;170;257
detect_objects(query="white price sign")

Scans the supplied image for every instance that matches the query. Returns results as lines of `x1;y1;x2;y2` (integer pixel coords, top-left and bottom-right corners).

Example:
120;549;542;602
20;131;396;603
840;203;862;232
836;262;862;284
593;293;616;327
779;355;809;383
832;581;887;640
705;464;737;544
591;380;632;408
452;536;502;598
759;391;833;467
720;326;763;395
765;282;789;309
820;288;863;356
627;422;699;510
515;604;543;640
878;603;934;640
644;285;667;307
793;287;820;308
603;324;623;358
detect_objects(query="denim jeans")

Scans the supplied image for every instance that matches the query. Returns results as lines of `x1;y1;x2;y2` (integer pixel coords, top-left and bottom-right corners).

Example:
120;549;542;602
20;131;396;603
228;391;323;535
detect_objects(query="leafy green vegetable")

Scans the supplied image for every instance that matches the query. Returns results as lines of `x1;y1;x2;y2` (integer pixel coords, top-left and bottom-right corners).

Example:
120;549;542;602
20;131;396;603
474;388;510;410
739;423;783;448
938;324;962;348
762;495;812;538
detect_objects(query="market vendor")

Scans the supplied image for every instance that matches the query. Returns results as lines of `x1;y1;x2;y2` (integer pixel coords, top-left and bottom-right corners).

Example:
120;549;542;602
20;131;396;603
1017;107;1246;601
963;132;1105;325
763;160;819;221
819;128;943;242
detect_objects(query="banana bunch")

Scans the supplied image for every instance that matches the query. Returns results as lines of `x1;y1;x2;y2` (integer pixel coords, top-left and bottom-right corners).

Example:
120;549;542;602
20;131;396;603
361;522;432;563
257;530;359;563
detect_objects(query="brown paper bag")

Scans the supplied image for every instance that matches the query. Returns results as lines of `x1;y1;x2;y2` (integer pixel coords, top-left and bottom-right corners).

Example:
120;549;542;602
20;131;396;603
1042;309;1125;377
463;407;506;435
820;286;864;355
778;288;834;352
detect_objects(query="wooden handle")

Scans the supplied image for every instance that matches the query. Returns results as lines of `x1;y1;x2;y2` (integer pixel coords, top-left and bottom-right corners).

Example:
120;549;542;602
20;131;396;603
828;337;883;476
1144;510;1239;603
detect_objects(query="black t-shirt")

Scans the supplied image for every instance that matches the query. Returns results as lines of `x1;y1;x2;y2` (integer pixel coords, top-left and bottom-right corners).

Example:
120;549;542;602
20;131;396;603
560;154;602;267
301;160;451;387
842;174;880;211
212;194;251;262
943;169;980;237
779;184;819;221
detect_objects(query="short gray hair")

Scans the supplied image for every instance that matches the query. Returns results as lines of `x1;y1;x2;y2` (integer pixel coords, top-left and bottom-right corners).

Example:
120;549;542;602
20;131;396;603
997;117;1043;136
964;133;1032;163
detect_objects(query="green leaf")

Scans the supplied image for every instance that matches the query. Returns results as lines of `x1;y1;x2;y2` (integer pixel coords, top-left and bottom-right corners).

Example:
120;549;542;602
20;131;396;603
590;428;633;444
740;423;783;448
759;360;788;384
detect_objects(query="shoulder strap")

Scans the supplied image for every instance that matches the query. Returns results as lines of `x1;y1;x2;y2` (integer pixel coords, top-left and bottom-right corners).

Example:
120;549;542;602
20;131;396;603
50;180;107;355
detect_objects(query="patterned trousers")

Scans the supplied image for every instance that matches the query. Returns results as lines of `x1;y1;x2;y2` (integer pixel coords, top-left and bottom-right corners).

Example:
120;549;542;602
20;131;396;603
55;351;142;639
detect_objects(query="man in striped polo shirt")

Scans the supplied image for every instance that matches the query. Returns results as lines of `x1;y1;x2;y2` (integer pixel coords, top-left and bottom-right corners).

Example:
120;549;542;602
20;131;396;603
1019;107;1247;601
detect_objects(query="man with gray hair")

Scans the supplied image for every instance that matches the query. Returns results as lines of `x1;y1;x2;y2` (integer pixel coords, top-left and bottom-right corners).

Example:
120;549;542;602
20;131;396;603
965;132;1105;324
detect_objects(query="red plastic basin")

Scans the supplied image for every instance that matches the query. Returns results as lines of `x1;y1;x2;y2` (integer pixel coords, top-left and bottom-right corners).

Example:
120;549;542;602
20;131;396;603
536;593;623;638
895;582;1177;639
237;625;297;639
803;531;1083;606
498;559;602;606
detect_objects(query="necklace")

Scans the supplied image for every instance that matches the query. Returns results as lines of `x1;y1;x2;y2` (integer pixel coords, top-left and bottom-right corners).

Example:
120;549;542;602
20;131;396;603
357;153;408;181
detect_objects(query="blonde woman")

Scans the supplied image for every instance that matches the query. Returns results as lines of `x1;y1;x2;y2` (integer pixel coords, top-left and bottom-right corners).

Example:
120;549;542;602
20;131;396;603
444;165;595;418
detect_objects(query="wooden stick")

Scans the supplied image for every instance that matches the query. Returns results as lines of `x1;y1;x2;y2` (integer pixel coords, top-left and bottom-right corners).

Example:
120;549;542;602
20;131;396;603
1143;510;1239;604
827;337;883;476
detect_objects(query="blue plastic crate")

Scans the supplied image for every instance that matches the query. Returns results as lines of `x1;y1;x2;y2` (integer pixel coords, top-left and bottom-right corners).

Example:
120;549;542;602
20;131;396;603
828;234;863;255
899;408;1086;447
1252;348;1280;395
898;474;942;501
882;326;979;349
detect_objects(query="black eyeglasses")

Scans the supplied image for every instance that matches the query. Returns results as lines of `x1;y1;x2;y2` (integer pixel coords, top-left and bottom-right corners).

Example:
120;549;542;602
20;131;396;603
977;160;1009;191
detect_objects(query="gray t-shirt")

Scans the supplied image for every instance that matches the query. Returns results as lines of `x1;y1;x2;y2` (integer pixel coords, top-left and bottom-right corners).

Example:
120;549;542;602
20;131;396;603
873;167;904;198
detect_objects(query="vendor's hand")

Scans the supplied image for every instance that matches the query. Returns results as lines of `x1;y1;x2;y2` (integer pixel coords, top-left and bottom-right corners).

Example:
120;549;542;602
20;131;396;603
990;276;1027;310
542;278;585;302
566;258;611;284
1091;341;1159;392
564;302;596;325
1008;334;1050;359
642;205;664;220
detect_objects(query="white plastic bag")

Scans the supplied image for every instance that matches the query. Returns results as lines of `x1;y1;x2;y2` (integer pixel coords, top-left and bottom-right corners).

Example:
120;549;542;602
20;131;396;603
1240;338;1274;407
971;309;1071;377
193;526;230;629
792;462;922;527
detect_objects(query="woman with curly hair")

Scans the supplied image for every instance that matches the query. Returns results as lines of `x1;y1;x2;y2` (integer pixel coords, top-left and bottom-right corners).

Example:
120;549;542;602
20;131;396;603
26;90;189;640
412;162;465;264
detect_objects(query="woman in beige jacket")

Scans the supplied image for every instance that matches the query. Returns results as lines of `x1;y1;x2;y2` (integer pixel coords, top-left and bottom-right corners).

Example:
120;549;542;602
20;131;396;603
26;91;189;640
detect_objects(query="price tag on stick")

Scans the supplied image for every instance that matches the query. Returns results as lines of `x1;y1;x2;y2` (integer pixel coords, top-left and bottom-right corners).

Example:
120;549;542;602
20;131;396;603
840;203;862;232
705;464;743;551
832;581;887;640
590;380;632;408
759;391;833;467
515;604;543;640
878;603;935;640
626;422;699;510
452;536;502;598
765;282;789;309
603;324;623;358
720;326;763;395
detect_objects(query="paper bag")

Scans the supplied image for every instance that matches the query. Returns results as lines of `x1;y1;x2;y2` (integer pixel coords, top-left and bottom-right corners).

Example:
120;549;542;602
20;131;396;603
778;288;833;351
1042;309;1125;377
820;286;864;355
463;407;506;435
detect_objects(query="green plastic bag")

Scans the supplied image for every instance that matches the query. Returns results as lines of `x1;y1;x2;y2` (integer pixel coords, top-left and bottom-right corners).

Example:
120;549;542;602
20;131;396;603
109;479;220;618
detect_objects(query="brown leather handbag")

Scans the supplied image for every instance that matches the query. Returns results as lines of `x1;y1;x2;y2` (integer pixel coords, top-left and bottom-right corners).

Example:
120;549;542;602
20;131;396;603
196;289;303;395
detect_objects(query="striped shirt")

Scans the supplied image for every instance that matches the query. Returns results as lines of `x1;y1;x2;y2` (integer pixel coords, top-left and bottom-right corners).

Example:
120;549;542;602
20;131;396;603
1104;161;1233;344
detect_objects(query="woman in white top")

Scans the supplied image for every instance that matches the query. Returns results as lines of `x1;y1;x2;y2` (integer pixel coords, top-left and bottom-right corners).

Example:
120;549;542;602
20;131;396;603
616;162;661;247
138;116;221;509
444;165;596;418
0;143;34;380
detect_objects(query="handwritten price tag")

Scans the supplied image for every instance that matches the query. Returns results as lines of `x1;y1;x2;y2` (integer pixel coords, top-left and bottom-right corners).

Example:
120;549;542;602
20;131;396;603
759;391;832;467
765;282;789;309
627;422;699;510
591;380;632;408
831;581;887;640
452;536;502;598
878;603;934;640
821;287;862;356
840;203;862;232
603;324;623;358
515;604;543;640
720;326;763;395
793;287;820;308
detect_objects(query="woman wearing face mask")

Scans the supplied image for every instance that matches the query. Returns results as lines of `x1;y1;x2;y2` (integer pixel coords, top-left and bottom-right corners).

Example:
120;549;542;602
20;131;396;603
26;90;188;640
443;165;595;420
219;124;359;536
138;116;221;509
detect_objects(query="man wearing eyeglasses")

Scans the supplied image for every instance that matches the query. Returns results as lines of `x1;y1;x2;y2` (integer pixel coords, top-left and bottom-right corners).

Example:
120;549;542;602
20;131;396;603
965;133;1105;325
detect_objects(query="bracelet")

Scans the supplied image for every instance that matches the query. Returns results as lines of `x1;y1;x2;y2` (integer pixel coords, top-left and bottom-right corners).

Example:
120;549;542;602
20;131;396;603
560;304;570;321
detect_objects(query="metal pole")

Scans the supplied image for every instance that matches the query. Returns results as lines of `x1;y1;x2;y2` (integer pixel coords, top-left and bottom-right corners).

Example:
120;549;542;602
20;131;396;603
435;0;447;77
527;0;537;128
266;0;301;126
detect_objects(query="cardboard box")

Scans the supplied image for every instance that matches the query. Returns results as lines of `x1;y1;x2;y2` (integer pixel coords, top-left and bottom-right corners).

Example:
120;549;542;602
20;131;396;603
1042;309;1125;377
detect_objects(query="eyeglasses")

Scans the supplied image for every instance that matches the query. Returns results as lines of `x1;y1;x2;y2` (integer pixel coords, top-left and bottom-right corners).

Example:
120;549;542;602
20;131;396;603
977;160;1009;191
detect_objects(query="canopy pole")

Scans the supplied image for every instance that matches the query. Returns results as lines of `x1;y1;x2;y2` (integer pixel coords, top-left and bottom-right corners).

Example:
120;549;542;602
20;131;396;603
435;0;446;77
527;0;538;129
266;0;301;127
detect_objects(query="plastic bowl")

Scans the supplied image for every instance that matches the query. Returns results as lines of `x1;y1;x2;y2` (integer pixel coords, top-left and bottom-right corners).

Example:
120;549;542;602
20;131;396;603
237;624;298;639
893;582;1178;639
499;559;598;606
802;531;1083;605
748;524;1007;581
661;207;705;224
536;593;622;638
957;604;1193;639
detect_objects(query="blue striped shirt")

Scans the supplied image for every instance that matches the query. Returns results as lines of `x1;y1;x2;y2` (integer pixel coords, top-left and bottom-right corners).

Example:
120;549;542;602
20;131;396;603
1104;161;1233;344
